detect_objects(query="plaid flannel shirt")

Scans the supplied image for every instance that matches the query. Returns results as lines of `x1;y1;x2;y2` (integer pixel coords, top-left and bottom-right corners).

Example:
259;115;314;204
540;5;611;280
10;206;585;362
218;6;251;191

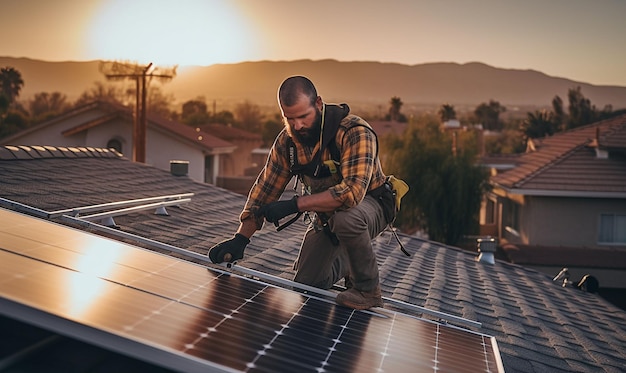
240;115;386;228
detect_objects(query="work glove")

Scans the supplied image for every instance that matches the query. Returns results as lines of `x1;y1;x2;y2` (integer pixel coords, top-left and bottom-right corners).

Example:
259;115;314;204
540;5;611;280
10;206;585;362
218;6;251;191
255;196;300;227
207;233;250;263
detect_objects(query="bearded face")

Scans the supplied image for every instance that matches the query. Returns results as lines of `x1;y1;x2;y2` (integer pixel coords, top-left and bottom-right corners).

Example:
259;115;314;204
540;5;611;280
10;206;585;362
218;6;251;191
290;106;322;147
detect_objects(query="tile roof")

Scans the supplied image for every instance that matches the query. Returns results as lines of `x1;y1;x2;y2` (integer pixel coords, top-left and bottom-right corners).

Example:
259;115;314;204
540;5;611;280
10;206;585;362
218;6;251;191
200;123;263;141
369;120;408;138
1;145;626;372
492;114;626;196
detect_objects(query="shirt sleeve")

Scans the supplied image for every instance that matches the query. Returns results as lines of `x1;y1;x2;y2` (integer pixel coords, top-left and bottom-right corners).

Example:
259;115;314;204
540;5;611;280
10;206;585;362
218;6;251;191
239;131;293;228
328;123;378;208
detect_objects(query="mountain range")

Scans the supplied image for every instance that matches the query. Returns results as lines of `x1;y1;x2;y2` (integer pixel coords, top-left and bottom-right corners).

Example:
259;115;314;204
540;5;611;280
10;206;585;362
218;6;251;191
2;57;626;113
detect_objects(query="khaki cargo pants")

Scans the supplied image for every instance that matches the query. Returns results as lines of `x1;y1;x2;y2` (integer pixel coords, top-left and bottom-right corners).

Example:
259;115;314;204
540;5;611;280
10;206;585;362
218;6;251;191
293;195;387;292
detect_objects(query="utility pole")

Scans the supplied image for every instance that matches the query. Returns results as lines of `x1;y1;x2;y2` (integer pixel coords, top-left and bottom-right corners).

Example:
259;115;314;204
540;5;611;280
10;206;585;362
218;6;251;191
101;61;176;163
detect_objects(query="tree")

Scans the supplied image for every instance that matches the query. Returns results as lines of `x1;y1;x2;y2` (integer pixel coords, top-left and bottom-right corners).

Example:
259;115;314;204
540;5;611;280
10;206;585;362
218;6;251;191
551;95;565;131
29;92;69;122
0;67;28;139
382;115;488;245
0;93;8;118
0;109;29;140
147;86;175;119
261;113;284;147
234;100;262;132
521;109;558;140
182;99;208;119
75;82;129;106
212;110;236;126
181;99;210;126
438;103;456;122
386;96;407;122
474;100;506;131
0;67;24;104
566;86;597;129
484;129;526;154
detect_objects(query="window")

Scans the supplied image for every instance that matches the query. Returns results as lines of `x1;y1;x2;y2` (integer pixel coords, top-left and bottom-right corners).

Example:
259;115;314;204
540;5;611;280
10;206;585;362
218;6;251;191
598;214;626;244
485;198;496;225
204;155;215;184
503;200;519;230
107;138;123;154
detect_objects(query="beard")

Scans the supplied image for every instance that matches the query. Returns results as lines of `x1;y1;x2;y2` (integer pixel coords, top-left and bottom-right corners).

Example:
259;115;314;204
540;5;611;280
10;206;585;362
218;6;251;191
291;108;322;147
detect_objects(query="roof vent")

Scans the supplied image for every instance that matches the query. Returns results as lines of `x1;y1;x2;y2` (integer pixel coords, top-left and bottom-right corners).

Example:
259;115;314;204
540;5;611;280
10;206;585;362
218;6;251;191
476;237;497;264
553;267;599;293
595;148;609;159
170;160;189;176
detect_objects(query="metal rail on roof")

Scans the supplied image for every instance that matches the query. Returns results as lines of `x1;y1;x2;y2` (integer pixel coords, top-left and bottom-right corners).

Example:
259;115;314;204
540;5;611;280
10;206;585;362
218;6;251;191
0;198;50;219
0;194;193;227
48;193;194;218
78;198;191;227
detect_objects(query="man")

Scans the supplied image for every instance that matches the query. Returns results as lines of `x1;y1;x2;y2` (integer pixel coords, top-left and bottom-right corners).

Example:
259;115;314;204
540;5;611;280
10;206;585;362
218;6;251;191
208;76;396;310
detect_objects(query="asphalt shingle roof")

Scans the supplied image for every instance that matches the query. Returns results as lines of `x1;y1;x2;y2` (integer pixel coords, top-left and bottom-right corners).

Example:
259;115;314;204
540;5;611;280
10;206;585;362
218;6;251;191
1;145;626;373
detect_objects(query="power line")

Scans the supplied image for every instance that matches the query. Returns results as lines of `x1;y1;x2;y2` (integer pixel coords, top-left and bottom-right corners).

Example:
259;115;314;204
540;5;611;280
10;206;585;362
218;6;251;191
101;62;176;163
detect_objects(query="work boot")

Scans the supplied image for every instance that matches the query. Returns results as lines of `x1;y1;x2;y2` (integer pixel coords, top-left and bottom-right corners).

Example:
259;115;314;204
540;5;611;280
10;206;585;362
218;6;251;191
336;285;383;310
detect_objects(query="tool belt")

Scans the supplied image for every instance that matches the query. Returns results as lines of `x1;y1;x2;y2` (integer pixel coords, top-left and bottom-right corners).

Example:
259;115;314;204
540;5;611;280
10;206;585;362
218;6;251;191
312;175;408;246
368;175;409;225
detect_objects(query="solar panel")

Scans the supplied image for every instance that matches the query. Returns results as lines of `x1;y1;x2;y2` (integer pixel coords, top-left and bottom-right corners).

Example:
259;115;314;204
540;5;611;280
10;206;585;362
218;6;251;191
0;208;504;373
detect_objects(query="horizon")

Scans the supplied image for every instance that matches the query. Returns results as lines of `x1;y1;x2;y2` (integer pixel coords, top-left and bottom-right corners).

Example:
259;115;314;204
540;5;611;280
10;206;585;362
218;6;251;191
1;0;625;87
4;56;626;92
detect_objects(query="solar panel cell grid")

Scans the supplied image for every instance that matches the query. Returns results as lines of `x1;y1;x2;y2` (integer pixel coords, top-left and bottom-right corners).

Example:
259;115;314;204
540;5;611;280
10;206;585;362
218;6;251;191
0;208;504;373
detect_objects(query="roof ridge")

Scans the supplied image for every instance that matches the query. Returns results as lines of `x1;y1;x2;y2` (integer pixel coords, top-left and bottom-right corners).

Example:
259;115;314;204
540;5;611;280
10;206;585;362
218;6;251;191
0;145;123;160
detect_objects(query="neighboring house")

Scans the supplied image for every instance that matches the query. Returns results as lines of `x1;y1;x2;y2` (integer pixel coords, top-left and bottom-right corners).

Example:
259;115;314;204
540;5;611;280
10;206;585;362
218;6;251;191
368;120;408;138
199;123;263;177
199;123;264;195
0;101;240;184
480;114;626;301
1;145;626;372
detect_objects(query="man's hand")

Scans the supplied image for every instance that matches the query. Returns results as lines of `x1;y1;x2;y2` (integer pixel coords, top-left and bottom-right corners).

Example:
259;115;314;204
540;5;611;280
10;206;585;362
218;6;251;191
255;196;299;226
207;233;250;263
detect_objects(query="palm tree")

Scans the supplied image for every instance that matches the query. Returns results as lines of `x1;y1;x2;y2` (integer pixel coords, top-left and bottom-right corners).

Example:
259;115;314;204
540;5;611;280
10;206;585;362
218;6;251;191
438;103;456;122
0;67;24;104
474;100;506;131
388;96;403;122
521;109;557;140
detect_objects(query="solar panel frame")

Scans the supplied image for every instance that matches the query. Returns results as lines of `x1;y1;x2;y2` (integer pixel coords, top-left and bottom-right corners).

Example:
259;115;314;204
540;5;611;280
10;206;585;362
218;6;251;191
0;208;505;373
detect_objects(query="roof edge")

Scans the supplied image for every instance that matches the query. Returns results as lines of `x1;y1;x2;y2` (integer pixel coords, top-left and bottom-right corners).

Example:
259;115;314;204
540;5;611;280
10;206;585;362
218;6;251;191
494;183;626;198
0;145;123;160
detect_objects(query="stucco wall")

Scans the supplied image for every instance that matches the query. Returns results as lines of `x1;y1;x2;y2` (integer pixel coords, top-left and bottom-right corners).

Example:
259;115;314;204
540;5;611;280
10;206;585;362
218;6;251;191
3;110;209;183
3;108;108;147
524;196;626;248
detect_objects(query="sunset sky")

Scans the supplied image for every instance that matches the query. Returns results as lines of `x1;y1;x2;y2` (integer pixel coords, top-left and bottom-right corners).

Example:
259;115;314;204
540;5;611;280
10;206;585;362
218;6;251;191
1;0;625;86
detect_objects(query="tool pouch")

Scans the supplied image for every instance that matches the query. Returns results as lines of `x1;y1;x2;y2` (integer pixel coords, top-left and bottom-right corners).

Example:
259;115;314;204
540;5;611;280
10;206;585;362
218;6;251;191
387;175;409;212
368;175;409;224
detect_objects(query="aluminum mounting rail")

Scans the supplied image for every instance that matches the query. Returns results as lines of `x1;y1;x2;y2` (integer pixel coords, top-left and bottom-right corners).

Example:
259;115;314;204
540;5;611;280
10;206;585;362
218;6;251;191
48;193;194;218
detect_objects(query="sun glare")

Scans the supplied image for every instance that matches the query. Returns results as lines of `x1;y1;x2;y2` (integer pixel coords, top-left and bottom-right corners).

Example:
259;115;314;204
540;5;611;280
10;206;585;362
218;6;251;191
86;0;259;66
